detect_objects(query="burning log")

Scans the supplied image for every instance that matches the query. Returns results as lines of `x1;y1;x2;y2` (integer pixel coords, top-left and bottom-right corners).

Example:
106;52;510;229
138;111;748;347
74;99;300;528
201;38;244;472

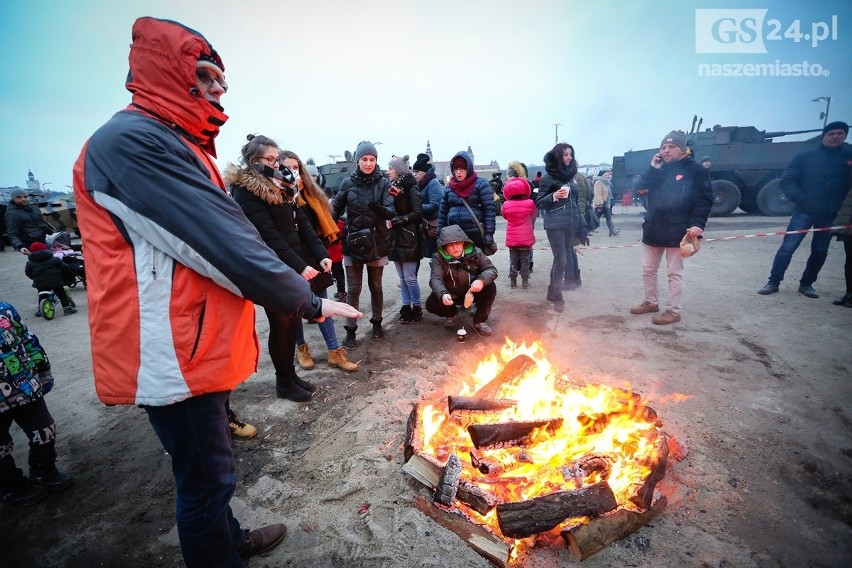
448;396;517;413
467;419;562;449
413;493;511;568
470;447;533;476
404;402;424;462
668;435;688;461
562;494;667;560
577;406;658;433
496;481;618;539
562;454;614;486
628;433;669;510
403;452;498;515
474;354;537;399
435;454;462;505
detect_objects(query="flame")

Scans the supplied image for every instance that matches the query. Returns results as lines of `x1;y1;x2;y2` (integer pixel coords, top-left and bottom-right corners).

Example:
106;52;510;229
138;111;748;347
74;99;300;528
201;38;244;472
417;339;666;535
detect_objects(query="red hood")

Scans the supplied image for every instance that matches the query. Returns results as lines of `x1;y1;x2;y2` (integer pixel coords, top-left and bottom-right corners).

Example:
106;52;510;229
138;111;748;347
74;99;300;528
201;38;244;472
126;17;228;157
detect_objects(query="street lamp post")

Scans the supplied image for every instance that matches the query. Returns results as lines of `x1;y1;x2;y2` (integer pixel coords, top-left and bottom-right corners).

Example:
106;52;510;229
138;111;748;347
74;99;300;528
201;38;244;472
812;96;831;128
553;123;561;144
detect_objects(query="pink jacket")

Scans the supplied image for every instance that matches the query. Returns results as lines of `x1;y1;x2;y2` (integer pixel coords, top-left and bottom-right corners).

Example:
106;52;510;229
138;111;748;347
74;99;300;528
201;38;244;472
502;178;537;248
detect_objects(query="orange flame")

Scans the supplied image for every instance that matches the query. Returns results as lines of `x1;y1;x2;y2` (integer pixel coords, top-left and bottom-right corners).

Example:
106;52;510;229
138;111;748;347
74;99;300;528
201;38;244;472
418;339;665;533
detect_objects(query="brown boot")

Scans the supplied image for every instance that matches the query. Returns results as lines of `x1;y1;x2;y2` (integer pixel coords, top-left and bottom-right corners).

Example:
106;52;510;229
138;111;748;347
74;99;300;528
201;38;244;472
296;343;314;370
652;310;681;325
630;301;660;315
328;347;359;372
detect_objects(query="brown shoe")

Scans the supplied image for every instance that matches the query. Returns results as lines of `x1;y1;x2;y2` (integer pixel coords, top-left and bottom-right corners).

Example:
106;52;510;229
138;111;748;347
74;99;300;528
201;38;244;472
228;410;258;440
630;301;660;315
296;343;314;370
236;523;287;558
328;347;359;372
652;310;681;325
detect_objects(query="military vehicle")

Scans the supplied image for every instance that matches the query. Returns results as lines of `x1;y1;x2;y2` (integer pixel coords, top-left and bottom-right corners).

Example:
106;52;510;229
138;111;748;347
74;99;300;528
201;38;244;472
318;161;358;194
27;189;80;235
611;119;823;216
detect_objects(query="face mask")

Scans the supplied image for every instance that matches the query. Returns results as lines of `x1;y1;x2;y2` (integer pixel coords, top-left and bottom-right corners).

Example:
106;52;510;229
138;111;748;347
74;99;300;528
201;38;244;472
252;162;281;179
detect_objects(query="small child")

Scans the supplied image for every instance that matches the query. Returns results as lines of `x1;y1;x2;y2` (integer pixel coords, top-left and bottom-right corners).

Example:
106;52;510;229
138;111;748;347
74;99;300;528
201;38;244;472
24;242;77;315
501;176;537;288
426;225;499;336
0;301;73;506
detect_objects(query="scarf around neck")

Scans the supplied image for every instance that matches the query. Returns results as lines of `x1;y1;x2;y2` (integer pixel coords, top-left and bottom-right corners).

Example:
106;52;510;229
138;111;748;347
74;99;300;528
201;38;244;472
448;172;477;199
297;187;340;242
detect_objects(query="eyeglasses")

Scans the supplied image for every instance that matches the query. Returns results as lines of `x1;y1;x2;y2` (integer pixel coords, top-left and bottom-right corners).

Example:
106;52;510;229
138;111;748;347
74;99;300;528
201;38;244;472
258;156;280;166
195;70;228;93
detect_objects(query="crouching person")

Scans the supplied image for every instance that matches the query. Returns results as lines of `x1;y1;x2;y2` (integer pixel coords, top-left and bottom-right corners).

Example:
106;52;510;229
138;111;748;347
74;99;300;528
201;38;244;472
0;301;73;506
426;225;498;336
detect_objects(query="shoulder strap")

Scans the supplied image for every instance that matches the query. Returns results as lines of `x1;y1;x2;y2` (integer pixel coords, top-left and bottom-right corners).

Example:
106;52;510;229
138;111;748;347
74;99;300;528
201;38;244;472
459;197;486;239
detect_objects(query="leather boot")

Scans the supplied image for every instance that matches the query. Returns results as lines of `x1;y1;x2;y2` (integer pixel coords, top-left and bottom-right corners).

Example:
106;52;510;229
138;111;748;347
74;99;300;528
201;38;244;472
408;306;423;323
328;347;359;372
548;286;565;313
275;374;313;402
370;317;384;340
575;268;582;287
398;305;412;324
343;325;357;350
295;344;314;370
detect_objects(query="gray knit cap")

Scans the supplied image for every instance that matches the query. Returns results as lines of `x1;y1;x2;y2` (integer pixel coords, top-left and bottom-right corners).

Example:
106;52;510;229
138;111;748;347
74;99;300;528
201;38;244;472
388;155;409;175
660;130;687;151
354;141;378;161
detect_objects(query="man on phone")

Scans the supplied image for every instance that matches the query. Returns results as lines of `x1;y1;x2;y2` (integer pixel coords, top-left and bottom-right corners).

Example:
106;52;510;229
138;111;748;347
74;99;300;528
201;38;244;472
630;130;712;325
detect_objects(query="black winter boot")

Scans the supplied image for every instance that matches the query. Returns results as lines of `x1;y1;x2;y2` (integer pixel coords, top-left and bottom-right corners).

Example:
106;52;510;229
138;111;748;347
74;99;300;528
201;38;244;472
370;317;384;340
343;325;357;350
275;374;313;402
398;305;412;324
575;268;582;287
547;286;565;313
409;306;423;323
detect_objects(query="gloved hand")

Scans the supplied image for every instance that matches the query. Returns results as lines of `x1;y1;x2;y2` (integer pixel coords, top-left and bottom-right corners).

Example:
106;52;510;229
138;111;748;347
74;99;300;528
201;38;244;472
484;234;495;247
367;201;384;214
389;216;404;228
577;229;590;246
40;369;55;394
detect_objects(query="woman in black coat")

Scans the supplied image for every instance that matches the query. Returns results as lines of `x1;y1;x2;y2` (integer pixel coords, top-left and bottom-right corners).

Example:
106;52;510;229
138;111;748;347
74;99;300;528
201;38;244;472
386;155;423;324
227;134;332;402
331;141;395;348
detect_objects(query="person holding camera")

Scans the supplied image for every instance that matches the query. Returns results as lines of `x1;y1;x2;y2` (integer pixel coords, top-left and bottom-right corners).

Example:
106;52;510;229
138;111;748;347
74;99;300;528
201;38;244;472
387;155;424;324
331;141;396;347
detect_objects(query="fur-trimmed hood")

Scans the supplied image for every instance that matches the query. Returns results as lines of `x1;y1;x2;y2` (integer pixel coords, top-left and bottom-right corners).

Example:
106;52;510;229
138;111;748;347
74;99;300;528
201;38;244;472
506;161;527;179
224;164;285;205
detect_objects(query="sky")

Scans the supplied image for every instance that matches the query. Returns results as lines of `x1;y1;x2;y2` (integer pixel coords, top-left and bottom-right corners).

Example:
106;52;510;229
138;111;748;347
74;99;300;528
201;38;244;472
1;0;850;190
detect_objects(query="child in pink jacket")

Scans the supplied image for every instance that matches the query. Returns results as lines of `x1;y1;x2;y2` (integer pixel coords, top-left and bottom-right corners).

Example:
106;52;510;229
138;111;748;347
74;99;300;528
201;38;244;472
502;176;537;288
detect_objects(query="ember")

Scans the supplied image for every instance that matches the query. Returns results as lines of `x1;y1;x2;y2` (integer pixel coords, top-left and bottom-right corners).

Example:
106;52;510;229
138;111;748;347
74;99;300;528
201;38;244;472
403;339;684;566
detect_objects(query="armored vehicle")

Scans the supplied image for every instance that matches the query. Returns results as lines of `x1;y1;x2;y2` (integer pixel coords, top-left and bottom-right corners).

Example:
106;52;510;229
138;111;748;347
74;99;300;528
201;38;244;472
27;189;80;235
611;120;823;216
318;161;358;194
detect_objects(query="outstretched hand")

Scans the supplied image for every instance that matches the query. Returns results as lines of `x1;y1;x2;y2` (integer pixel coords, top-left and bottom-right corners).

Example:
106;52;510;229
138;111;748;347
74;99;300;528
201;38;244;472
318;298;362;322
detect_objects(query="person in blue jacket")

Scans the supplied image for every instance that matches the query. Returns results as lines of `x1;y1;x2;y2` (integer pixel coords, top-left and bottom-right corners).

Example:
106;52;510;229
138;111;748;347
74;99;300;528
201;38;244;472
436;150;496;252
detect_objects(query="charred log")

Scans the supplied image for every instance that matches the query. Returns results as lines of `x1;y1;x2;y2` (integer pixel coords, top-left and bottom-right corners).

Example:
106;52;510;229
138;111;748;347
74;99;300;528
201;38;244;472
457;481;498;515
404;402;423;462
562;455;614;486
435;454;462;506
414;493;511;568
629;433;669;510
562;495;667;560
470;447;533;476
474;354;537;399
668;435;689;461
448;396;517;413
496;481;618;539
468;419;562;450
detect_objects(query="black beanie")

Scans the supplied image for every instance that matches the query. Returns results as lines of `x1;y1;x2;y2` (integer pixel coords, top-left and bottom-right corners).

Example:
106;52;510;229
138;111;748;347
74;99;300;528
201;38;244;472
412;153;431;172
823;121;848;136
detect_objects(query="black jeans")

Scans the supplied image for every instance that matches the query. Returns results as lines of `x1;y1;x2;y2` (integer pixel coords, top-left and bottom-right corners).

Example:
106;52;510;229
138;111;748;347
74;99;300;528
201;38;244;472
331;261;346;297
0;397;57;489
345;263;384;326
145;392;245;568
546;229;577;287
845;239;852;293
424;282;497;324
264;307;299;379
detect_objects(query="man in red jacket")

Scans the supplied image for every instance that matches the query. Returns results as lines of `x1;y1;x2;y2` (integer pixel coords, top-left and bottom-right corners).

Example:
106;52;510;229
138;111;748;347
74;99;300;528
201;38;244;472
73;18;359;567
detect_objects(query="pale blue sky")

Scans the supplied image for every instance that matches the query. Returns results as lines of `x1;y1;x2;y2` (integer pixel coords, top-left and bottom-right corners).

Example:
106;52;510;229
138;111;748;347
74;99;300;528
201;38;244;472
1;0;849;189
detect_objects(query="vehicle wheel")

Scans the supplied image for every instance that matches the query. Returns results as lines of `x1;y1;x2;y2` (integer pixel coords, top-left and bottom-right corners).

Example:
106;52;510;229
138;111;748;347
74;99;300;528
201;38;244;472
757;178;794;216
709;180;741;217
40;298;55;320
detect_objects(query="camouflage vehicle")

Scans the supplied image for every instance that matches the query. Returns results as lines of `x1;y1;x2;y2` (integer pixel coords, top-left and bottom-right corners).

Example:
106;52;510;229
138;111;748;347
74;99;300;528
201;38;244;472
27;189;80;236
612;120;823;216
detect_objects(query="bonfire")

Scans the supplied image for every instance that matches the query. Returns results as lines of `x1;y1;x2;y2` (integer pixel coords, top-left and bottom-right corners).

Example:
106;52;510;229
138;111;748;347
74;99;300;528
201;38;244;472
403;339;687;566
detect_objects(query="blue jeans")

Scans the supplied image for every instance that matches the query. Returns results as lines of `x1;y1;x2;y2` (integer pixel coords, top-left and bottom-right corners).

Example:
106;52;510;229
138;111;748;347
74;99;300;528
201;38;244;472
768;210;833;285
394;261;421;306
296;289;339;350
145;392;245;568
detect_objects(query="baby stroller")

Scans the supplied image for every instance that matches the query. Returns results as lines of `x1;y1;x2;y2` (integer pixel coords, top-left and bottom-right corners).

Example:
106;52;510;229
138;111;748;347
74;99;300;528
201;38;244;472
46;232;86;288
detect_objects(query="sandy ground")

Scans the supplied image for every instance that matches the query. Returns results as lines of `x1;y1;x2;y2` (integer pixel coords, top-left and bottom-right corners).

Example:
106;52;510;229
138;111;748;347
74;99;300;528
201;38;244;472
2;211;850;568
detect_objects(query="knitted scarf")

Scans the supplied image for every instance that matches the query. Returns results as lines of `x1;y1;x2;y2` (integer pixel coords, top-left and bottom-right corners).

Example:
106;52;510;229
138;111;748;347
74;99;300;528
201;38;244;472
448;172;477;199
297;184;339;242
